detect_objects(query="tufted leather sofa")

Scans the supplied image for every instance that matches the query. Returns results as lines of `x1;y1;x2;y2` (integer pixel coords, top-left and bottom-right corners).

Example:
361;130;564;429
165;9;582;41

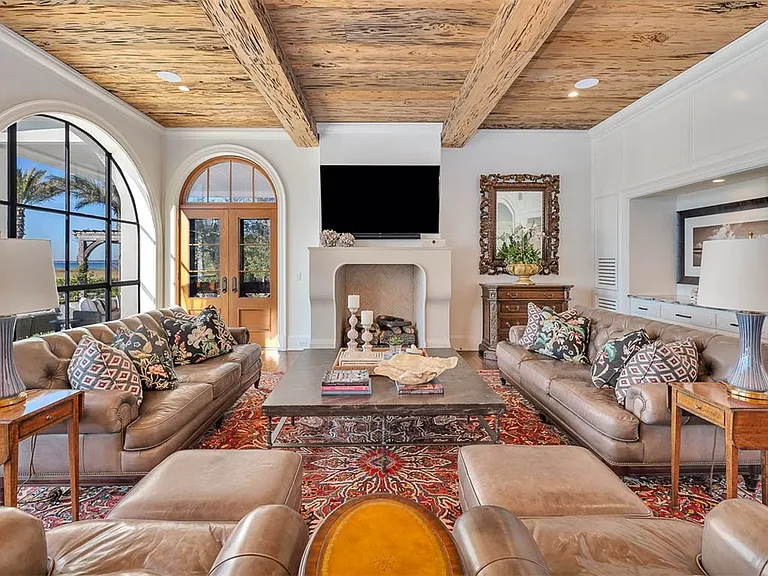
3;306;262;487
497;306;765;475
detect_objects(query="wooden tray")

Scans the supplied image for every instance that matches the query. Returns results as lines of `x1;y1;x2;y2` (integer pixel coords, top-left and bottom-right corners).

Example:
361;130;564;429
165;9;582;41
332;347;427;371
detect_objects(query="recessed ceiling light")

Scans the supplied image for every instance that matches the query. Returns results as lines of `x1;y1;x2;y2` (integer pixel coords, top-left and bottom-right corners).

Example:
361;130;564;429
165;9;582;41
712;178;726;183
575;78;599;90
156;71;182;83
178;85;190;92
568;91;579;98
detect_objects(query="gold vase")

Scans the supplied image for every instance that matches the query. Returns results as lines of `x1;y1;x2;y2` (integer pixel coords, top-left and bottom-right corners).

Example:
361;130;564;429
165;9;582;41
506;262;541;285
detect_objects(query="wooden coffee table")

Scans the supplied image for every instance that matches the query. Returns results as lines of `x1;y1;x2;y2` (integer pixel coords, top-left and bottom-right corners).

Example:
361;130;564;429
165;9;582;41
262;349;505;459
301;494;464;576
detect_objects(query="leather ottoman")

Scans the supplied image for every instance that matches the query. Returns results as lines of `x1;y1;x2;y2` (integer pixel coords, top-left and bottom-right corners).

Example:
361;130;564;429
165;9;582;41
108;449;303;522
458;445;651;518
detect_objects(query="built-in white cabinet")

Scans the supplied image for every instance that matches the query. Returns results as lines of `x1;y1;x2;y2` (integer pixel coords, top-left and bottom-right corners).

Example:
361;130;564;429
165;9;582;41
629;296;768;340
593;194;618;291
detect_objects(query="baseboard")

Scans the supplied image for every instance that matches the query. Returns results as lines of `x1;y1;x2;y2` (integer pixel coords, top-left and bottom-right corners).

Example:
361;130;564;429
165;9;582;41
287;335;311;350
450;336;480;351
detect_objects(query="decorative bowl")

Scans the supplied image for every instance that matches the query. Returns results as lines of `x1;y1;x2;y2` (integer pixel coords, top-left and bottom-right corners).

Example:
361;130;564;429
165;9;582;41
374;354;458;385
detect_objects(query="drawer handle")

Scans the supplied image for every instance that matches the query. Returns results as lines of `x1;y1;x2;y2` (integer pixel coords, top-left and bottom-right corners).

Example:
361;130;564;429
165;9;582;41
694;403;703;411
509;293;518;299
46;415;53;421
504;305;521;312
544;292;555;299
638;306;648;311
730;323;738;327
675;313;692;320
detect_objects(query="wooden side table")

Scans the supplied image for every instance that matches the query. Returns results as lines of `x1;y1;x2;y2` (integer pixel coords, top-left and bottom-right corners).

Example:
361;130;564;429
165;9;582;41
670;381;768;507
0;389;83;520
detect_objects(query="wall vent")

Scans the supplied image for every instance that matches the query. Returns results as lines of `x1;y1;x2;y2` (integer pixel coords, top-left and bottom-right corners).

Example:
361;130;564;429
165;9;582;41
597;257;617;289
597;297;618;311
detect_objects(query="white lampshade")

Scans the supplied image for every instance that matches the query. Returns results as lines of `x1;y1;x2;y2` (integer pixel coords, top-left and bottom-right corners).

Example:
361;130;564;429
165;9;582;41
697;238;768;313
0;239;59;316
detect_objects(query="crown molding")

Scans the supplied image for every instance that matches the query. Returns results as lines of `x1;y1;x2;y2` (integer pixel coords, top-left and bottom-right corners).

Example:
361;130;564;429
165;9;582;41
590;19;768;140
164;127;292;140
0;24;163;134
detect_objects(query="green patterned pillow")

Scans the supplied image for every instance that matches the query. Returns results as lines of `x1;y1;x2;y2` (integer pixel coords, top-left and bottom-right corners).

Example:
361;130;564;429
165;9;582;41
162;307;234;365
529;310;590;364
113;325;179;390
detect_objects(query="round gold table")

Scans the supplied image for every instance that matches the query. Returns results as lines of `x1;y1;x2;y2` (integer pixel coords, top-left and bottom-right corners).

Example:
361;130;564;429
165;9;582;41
302;494;464;576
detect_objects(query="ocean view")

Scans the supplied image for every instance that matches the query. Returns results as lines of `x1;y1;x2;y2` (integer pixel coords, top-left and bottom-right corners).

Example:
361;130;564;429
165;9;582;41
54;260;117;271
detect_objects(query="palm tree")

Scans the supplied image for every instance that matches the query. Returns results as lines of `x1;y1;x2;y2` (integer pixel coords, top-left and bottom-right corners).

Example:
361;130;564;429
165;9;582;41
15;167;62;238
47;174;121;217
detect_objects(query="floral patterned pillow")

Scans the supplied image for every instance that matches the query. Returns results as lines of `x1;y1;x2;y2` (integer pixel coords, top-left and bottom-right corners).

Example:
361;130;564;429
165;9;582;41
172;306;238;349
163;307;234;365
528;310;591;364
590;329;650;389
519;303;580;349
113;325;179;390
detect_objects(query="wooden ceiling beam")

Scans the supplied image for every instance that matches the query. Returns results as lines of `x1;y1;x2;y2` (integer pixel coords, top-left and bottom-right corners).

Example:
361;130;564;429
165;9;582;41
199;0;318;146
441;0;576;148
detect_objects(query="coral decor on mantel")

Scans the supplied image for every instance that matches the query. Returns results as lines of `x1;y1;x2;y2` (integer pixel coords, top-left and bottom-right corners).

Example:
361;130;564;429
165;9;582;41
19;371;762;531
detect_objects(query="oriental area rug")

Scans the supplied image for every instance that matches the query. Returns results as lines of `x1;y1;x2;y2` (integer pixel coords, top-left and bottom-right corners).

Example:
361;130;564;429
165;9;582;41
20;370;761;531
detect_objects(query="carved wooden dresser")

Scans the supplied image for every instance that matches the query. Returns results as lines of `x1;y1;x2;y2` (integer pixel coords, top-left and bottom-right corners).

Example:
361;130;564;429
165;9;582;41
479;283;573;360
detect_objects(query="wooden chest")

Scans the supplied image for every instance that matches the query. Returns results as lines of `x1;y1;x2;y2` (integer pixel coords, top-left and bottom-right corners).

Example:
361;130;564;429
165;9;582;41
479;283;573;360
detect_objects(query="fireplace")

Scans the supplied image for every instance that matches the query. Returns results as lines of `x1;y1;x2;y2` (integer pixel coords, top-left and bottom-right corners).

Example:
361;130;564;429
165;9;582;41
308;247;452;349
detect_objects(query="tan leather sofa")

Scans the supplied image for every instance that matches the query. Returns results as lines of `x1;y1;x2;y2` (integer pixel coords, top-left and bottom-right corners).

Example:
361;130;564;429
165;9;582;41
497;306;764;477
0;450;308;576
453;499;768;576
3;306;262;488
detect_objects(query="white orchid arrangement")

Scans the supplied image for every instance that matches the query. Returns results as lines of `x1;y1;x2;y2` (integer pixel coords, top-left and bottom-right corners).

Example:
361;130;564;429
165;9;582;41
497;224;542;265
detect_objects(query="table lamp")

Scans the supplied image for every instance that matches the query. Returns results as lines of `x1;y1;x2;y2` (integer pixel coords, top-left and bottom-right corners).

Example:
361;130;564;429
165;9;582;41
0;239;59;407
697;237;768;400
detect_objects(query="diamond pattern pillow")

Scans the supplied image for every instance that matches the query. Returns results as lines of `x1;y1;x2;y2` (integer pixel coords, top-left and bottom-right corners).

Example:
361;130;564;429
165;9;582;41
528;310;591;364
68;336;142;405
519;303;579;349
163;306;234;365
591;329;651;388
113;325;179;390
614;338;699;404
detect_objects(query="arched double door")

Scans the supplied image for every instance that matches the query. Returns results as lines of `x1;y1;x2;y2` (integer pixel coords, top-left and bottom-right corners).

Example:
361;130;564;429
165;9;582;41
178;157;277;347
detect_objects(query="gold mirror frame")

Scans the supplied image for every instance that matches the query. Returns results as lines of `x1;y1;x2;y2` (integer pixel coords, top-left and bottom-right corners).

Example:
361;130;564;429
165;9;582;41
479;173;560;275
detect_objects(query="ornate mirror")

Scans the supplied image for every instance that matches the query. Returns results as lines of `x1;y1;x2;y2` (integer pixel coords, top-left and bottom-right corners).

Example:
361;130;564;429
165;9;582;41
479;173;560;275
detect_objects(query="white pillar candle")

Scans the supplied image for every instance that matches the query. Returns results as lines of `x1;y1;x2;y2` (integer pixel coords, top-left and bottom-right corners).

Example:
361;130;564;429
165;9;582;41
348;294;360;309
361;310;373;326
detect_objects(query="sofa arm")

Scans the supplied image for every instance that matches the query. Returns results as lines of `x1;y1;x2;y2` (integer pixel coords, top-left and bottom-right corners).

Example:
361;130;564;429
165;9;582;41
453;506;552;576
701;499;768;576
509;326;526;345
625;383;672;425
47;390;140;435
0;507;48;576
209;505;309;576
228;327;250;345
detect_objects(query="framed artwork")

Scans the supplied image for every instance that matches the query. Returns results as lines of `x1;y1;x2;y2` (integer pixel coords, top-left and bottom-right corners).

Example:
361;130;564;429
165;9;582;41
677;197;768;284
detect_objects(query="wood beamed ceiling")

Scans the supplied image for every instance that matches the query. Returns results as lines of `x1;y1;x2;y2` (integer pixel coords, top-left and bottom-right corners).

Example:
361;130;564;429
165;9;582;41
0;0;766;146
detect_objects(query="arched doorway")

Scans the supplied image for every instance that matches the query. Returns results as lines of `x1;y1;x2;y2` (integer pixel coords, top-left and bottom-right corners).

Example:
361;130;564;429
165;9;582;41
178;156;278;347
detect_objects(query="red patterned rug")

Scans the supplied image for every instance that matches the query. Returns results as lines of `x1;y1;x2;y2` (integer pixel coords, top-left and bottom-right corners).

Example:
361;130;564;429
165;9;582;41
20;370;761;530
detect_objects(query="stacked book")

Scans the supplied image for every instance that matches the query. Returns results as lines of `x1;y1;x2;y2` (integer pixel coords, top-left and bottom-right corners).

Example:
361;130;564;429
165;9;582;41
395;381;444;395
321;369;372;396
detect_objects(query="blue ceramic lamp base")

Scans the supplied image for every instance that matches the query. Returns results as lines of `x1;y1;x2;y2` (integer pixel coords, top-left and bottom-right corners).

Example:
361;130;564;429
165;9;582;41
0;315;27;408
727;311;768;401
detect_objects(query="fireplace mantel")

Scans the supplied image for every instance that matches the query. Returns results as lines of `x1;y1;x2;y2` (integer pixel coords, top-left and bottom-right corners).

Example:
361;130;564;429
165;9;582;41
308;247;452;348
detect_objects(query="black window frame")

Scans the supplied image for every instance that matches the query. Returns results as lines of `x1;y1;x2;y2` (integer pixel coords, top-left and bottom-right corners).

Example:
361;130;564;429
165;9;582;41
1;114;141;329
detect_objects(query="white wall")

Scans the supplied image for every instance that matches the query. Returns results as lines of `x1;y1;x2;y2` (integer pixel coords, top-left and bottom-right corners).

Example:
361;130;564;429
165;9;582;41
0;25;164;310
591;20;768;311
442;130;593;350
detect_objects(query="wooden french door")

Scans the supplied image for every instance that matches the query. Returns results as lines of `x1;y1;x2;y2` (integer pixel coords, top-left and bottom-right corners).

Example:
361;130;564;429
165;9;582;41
180;207;277;347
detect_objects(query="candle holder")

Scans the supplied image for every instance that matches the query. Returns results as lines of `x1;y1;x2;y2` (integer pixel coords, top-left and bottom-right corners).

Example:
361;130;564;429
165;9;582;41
347;308;359;350
362;323;374;352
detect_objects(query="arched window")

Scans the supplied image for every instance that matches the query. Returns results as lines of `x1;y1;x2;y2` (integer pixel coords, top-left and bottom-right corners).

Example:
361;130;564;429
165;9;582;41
183;158;276;204
0;115;141;337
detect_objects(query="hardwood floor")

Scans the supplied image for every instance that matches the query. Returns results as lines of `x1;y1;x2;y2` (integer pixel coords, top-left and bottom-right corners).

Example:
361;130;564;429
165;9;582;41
260;349;497;372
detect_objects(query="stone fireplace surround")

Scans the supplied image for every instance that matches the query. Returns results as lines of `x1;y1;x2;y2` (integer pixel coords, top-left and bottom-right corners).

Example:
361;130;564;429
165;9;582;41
308;247;452;349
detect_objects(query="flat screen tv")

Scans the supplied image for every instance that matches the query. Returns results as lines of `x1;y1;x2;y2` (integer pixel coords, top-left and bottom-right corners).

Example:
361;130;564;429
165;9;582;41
321;165;440;239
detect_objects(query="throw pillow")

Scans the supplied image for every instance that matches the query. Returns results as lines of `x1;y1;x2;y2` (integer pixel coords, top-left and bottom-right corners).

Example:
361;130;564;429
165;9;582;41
528;310;591;364
519;303;579;349
113;325;179;390
590;329;651;389
172;306;239;349
614;338;699;404
163;307;234;365
67;336;143;405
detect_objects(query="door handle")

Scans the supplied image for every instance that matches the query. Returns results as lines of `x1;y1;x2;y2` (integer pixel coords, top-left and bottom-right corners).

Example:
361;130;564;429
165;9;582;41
221;277;227;294
232;276;238;294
